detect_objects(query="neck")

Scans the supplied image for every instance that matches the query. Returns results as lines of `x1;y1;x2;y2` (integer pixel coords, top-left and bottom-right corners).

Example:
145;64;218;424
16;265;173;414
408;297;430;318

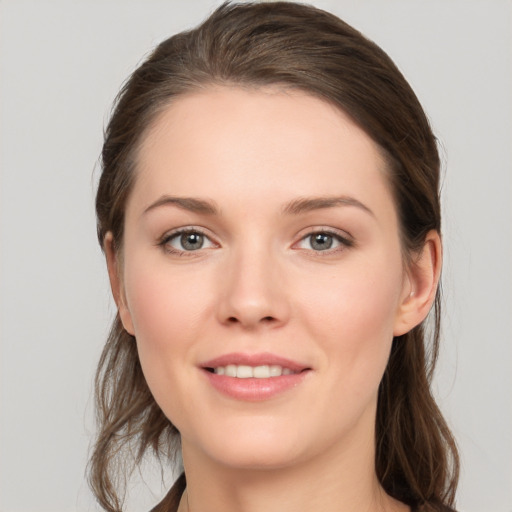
178;419;408;512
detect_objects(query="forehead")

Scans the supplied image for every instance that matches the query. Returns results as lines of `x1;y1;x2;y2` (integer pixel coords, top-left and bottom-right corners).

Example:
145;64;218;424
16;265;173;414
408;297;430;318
130;86;394;217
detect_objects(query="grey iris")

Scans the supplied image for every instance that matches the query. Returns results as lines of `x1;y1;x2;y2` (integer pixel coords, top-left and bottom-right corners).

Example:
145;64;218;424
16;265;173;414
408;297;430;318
311;233;333;250
181;232;204;250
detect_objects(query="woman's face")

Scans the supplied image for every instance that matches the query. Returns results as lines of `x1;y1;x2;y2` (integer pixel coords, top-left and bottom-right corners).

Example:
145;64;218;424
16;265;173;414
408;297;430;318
112;87;421;471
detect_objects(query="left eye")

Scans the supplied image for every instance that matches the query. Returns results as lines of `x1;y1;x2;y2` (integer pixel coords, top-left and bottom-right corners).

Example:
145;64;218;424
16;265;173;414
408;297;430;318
164;230;215;252
296;232;350;252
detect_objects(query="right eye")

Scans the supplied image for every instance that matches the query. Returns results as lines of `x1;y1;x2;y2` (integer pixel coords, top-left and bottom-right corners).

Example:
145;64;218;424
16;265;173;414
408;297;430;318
293;228;354;254
160;229;216;254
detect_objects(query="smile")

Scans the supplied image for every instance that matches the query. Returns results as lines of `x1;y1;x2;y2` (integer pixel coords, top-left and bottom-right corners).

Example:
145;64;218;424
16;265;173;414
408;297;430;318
201;353;311;401
210;365;297;378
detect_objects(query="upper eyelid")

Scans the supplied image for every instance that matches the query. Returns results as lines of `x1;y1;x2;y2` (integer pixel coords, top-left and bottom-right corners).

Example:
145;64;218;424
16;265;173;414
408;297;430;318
294;226;354;242
292;227;355;251
158;227;218;255
159;226;213;242
156;225;354;248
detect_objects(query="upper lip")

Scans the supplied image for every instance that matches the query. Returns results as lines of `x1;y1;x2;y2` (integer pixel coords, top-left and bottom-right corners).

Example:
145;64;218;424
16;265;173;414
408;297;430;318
200;352;310;372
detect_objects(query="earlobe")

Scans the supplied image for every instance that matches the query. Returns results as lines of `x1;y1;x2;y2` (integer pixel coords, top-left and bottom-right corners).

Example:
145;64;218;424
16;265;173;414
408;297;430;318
393;230;442;336
104;232;135;335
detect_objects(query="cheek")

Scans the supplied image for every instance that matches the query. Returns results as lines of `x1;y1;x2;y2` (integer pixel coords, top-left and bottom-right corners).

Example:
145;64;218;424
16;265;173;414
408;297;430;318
121;260;219;432
121;256;213;396
302;257;402;331
124;255;209;343
296;254;404;383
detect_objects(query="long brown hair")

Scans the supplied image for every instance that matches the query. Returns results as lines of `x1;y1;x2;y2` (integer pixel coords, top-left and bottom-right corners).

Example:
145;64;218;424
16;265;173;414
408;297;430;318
90;2;459;511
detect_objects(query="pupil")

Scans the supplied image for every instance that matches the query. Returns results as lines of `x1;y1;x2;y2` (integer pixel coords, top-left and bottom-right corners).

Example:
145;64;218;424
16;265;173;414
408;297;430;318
312;233;332;250
181;232;203;250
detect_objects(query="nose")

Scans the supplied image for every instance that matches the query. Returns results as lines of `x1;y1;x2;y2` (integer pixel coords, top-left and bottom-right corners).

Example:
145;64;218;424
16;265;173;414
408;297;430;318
216;245;290;330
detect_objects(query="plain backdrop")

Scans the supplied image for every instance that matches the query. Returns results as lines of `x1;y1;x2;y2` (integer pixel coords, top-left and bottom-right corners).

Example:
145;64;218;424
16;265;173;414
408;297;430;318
0;1;511;511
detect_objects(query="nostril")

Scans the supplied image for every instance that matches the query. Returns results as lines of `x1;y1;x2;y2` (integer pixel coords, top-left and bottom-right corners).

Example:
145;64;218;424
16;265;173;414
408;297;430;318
226;315;275;325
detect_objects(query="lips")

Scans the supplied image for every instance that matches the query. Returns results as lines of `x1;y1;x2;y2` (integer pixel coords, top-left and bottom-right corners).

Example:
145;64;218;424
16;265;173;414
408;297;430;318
212;364;296;378
202;352;308;372
200;352;311;401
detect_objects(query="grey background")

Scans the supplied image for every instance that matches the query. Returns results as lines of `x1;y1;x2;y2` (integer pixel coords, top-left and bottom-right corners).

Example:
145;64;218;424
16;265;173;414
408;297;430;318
1;1;510;511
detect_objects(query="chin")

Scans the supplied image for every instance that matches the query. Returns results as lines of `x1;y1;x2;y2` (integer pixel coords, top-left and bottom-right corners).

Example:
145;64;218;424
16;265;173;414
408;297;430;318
182;416;309;471
209;441;304;471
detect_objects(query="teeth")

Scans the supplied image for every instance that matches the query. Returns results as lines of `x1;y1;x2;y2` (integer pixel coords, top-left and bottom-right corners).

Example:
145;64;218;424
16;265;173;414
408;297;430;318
254;365;270;378
269;365;283;376
236;365;253;378
213;364;296;378
225;364;237;377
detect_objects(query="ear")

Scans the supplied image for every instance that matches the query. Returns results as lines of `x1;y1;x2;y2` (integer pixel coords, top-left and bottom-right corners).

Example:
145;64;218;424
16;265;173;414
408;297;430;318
104;232;135;335
393;230;442;336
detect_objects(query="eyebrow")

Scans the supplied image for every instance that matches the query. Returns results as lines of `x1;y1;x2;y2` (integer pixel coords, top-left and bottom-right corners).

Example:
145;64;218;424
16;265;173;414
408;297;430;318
143;195;219;215
143;194;374;217
282;196;374;217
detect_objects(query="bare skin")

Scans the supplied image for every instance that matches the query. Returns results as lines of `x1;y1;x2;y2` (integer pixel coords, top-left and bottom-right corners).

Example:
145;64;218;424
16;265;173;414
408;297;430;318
107;86;440;512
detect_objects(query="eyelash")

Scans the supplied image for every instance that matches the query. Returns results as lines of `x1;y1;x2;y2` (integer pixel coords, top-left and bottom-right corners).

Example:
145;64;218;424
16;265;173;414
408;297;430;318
157;227;215;256
157;227;354;256
294;229;354;255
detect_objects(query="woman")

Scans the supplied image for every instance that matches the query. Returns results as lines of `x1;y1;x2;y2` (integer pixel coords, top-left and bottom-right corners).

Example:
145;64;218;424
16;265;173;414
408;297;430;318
89;2;459;511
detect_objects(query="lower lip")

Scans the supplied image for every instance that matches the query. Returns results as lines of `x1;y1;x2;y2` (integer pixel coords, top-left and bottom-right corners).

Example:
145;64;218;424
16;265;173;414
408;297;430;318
202;369;309;401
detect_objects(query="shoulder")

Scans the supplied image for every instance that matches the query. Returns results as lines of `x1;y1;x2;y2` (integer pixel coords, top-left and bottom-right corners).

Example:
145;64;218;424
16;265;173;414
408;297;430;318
149;473;186;512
